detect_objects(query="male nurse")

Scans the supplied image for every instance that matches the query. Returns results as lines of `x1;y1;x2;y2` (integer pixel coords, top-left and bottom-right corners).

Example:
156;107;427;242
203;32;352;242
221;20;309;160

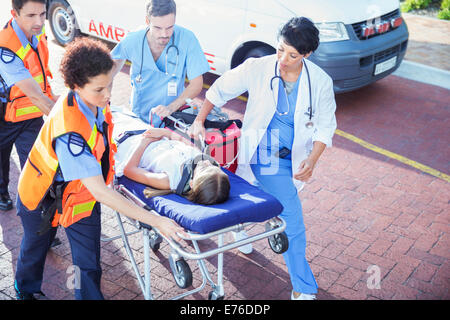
0;0;58;211
111;0;210;124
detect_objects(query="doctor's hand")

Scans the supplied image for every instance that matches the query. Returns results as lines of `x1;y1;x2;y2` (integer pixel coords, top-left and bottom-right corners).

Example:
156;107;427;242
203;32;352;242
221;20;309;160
293;157;317;182
188;120;206;142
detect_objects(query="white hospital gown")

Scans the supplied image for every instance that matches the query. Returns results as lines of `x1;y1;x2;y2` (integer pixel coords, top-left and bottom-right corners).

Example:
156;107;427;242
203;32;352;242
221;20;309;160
115;135;201;190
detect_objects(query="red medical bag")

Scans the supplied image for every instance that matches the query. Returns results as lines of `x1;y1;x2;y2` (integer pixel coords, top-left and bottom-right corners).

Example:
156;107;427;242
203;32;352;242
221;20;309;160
161;110;241;173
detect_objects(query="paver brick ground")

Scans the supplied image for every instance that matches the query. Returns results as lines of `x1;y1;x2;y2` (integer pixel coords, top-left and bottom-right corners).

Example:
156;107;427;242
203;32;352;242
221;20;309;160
0;14;449;300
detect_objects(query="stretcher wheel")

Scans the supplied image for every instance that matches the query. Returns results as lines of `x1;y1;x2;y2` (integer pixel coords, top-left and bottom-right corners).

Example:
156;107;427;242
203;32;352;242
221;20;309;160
170;258;193;289
149;231;163;253
268;232;289;254
208;291;224;300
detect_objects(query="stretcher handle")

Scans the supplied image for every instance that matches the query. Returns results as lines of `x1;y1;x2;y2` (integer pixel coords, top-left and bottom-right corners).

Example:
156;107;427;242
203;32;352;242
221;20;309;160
166;114;207;152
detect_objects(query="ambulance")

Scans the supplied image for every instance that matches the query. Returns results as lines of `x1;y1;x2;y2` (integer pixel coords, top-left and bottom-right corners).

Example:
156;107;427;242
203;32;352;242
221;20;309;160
46;0;409;93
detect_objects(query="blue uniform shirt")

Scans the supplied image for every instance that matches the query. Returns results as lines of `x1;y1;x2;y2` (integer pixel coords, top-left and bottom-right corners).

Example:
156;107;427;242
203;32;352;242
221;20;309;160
54;93;105;182
0;19;38;102
111;25;210;123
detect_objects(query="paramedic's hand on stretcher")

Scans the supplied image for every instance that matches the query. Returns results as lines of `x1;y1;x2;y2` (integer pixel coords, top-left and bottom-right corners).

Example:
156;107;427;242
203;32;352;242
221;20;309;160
153;105;175;120
80;175;188;243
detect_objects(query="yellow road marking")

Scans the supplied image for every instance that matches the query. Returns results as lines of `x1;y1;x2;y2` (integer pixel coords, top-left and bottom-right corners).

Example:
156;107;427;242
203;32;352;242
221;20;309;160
335;129;450;182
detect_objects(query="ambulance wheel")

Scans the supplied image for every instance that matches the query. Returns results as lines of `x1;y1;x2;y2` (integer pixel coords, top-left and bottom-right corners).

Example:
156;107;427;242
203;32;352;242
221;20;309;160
243;45;275;61
172;259;192;289
268;232;289;254
48;0;81;46
208;291;224;300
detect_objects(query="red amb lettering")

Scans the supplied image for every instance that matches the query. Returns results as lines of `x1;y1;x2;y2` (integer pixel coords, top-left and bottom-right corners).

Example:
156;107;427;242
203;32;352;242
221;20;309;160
88;20;127;42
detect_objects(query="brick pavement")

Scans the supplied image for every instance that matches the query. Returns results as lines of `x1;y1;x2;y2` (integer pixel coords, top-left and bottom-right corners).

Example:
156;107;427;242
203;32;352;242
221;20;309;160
0;14;449;300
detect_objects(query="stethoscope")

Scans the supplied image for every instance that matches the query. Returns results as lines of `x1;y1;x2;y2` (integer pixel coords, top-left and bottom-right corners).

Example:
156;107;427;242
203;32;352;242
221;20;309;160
135;28;180;83
270;59;314;129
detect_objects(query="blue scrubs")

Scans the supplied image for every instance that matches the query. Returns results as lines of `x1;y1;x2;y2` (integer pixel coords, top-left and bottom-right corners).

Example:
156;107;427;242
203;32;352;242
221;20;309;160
15;92;106;300
252;75;318;295
0;19;43;195
111;25;210;123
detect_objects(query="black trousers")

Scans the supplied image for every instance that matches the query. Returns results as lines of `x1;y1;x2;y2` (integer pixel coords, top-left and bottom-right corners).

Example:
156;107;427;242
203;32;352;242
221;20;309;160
0;117;43;194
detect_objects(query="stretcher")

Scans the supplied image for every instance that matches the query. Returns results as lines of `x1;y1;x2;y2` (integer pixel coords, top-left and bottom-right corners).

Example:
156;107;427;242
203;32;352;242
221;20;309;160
102;109;289;300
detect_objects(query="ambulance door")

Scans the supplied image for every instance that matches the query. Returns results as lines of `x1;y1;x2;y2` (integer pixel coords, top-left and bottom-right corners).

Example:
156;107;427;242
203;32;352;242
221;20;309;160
176;0;248;74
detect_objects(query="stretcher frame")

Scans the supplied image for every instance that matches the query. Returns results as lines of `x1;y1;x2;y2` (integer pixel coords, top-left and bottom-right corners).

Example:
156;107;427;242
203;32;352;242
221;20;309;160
101;182;287;300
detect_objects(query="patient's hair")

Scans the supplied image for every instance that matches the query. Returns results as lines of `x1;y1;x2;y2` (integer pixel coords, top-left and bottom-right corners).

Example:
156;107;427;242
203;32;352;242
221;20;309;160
187;165;230;205
143;158;230;205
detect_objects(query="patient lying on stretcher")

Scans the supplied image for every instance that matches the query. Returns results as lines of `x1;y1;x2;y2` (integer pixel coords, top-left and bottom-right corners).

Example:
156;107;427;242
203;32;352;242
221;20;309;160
115;127;230;205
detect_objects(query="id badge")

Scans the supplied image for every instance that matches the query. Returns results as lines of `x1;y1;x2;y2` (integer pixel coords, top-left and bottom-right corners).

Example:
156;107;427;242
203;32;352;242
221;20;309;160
168;80;177;96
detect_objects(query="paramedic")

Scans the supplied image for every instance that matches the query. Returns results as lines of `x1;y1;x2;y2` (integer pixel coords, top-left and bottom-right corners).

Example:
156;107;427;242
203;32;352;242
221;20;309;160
0;0;58;211
110;0;210;124
14;38;186;300
189;17;337;300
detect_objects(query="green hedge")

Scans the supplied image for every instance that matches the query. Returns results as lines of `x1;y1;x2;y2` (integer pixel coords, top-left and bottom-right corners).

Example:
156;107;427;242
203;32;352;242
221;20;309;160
401;0;433;11
438;0;450;19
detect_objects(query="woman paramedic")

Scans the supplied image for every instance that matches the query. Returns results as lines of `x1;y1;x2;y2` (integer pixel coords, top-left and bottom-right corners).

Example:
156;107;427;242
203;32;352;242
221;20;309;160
14;38;186;300
189;17;337;300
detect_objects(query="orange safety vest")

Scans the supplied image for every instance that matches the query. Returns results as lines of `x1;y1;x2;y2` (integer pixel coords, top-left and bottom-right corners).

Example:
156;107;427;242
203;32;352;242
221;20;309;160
18;91;117;228
0;19;53;122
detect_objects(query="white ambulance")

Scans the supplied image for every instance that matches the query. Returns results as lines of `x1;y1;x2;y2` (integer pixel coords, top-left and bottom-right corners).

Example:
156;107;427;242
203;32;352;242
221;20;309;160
46;0;409;93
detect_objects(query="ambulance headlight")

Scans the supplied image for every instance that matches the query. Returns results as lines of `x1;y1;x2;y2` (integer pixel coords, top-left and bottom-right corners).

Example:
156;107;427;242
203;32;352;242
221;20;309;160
315;22;349;42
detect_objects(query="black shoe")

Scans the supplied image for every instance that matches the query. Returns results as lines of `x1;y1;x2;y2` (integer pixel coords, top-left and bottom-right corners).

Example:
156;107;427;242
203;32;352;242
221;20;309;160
50;237;62;248
15;286;45;300
0;192;13;211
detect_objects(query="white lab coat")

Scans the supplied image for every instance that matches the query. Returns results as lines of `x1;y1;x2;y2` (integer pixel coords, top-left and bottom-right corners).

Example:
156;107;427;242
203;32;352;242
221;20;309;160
205;54;337;191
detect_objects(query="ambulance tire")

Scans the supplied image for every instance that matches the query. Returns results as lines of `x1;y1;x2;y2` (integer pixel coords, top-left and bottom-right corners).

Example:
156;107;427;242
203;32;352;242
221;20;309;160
243;45;275;61
48;0;81;46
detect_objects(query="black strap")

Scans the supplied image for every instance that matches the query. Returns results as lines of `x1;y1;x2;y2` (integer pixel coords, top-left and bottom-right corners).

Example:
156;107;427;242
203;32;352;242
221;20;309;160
68;90;75;106
37;181;67;236
164;111;242;132
115;129;146;144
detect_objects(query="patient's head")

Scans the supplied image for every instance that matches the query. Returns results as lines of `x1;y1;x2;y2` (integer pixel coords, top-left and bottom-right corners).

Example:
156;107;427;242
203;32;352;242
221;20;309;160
187;159;230;205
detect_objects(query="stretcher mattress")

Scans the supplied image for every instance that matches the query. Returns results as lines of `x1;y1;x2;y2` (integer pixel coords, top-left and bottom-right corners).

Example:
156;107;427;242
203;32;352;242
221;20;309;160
117;169;283;234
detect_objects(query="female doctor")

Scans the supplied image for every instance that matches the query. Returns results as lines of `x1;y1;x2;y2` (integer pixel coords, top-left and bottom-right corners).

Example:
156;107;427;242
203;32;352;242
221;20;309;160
189;17;337;300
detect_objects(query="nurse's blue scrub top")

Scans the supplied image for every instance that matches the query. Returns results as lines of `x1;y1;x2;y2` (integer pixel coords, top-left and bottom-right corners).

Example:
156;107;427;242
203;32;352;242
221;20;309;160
54;92;105;182
111;25;210;123
256;73;301;165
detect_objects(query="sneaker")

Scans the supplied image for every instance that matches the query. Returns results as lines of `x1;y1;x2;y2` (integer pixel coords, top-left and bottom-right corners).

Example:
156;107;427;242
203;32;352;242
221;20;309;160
0;192;13;211
232;230;253;255
15;284;45;300
291;291;316;300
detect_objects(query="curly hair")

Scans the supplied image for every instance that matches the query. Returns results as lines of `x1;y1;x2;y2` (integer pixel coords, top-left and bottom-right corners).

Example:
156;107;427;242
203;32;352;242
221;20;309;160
59;37;113;90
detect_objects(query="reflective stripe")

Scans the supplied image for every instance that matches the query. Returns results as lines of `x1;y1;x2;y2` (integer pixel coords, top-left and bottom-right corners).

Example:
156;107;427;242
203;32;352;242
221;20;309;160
72;200;95;217
34;74;44;84
15;105;41;117
86;125;98;150
34;139;59;172
15;43;31;60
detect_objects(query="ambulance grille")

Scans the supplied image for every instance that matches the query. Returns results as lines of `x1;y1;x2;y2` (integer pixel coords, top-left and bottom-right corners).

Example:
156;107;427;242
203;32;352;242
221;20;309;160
352;9;401;40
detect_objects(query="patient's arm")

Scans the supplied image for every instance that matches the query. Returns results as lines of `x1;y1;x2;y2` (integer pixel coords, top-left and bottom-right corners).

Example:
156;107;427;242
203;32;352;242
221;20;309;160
123;135;171;190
